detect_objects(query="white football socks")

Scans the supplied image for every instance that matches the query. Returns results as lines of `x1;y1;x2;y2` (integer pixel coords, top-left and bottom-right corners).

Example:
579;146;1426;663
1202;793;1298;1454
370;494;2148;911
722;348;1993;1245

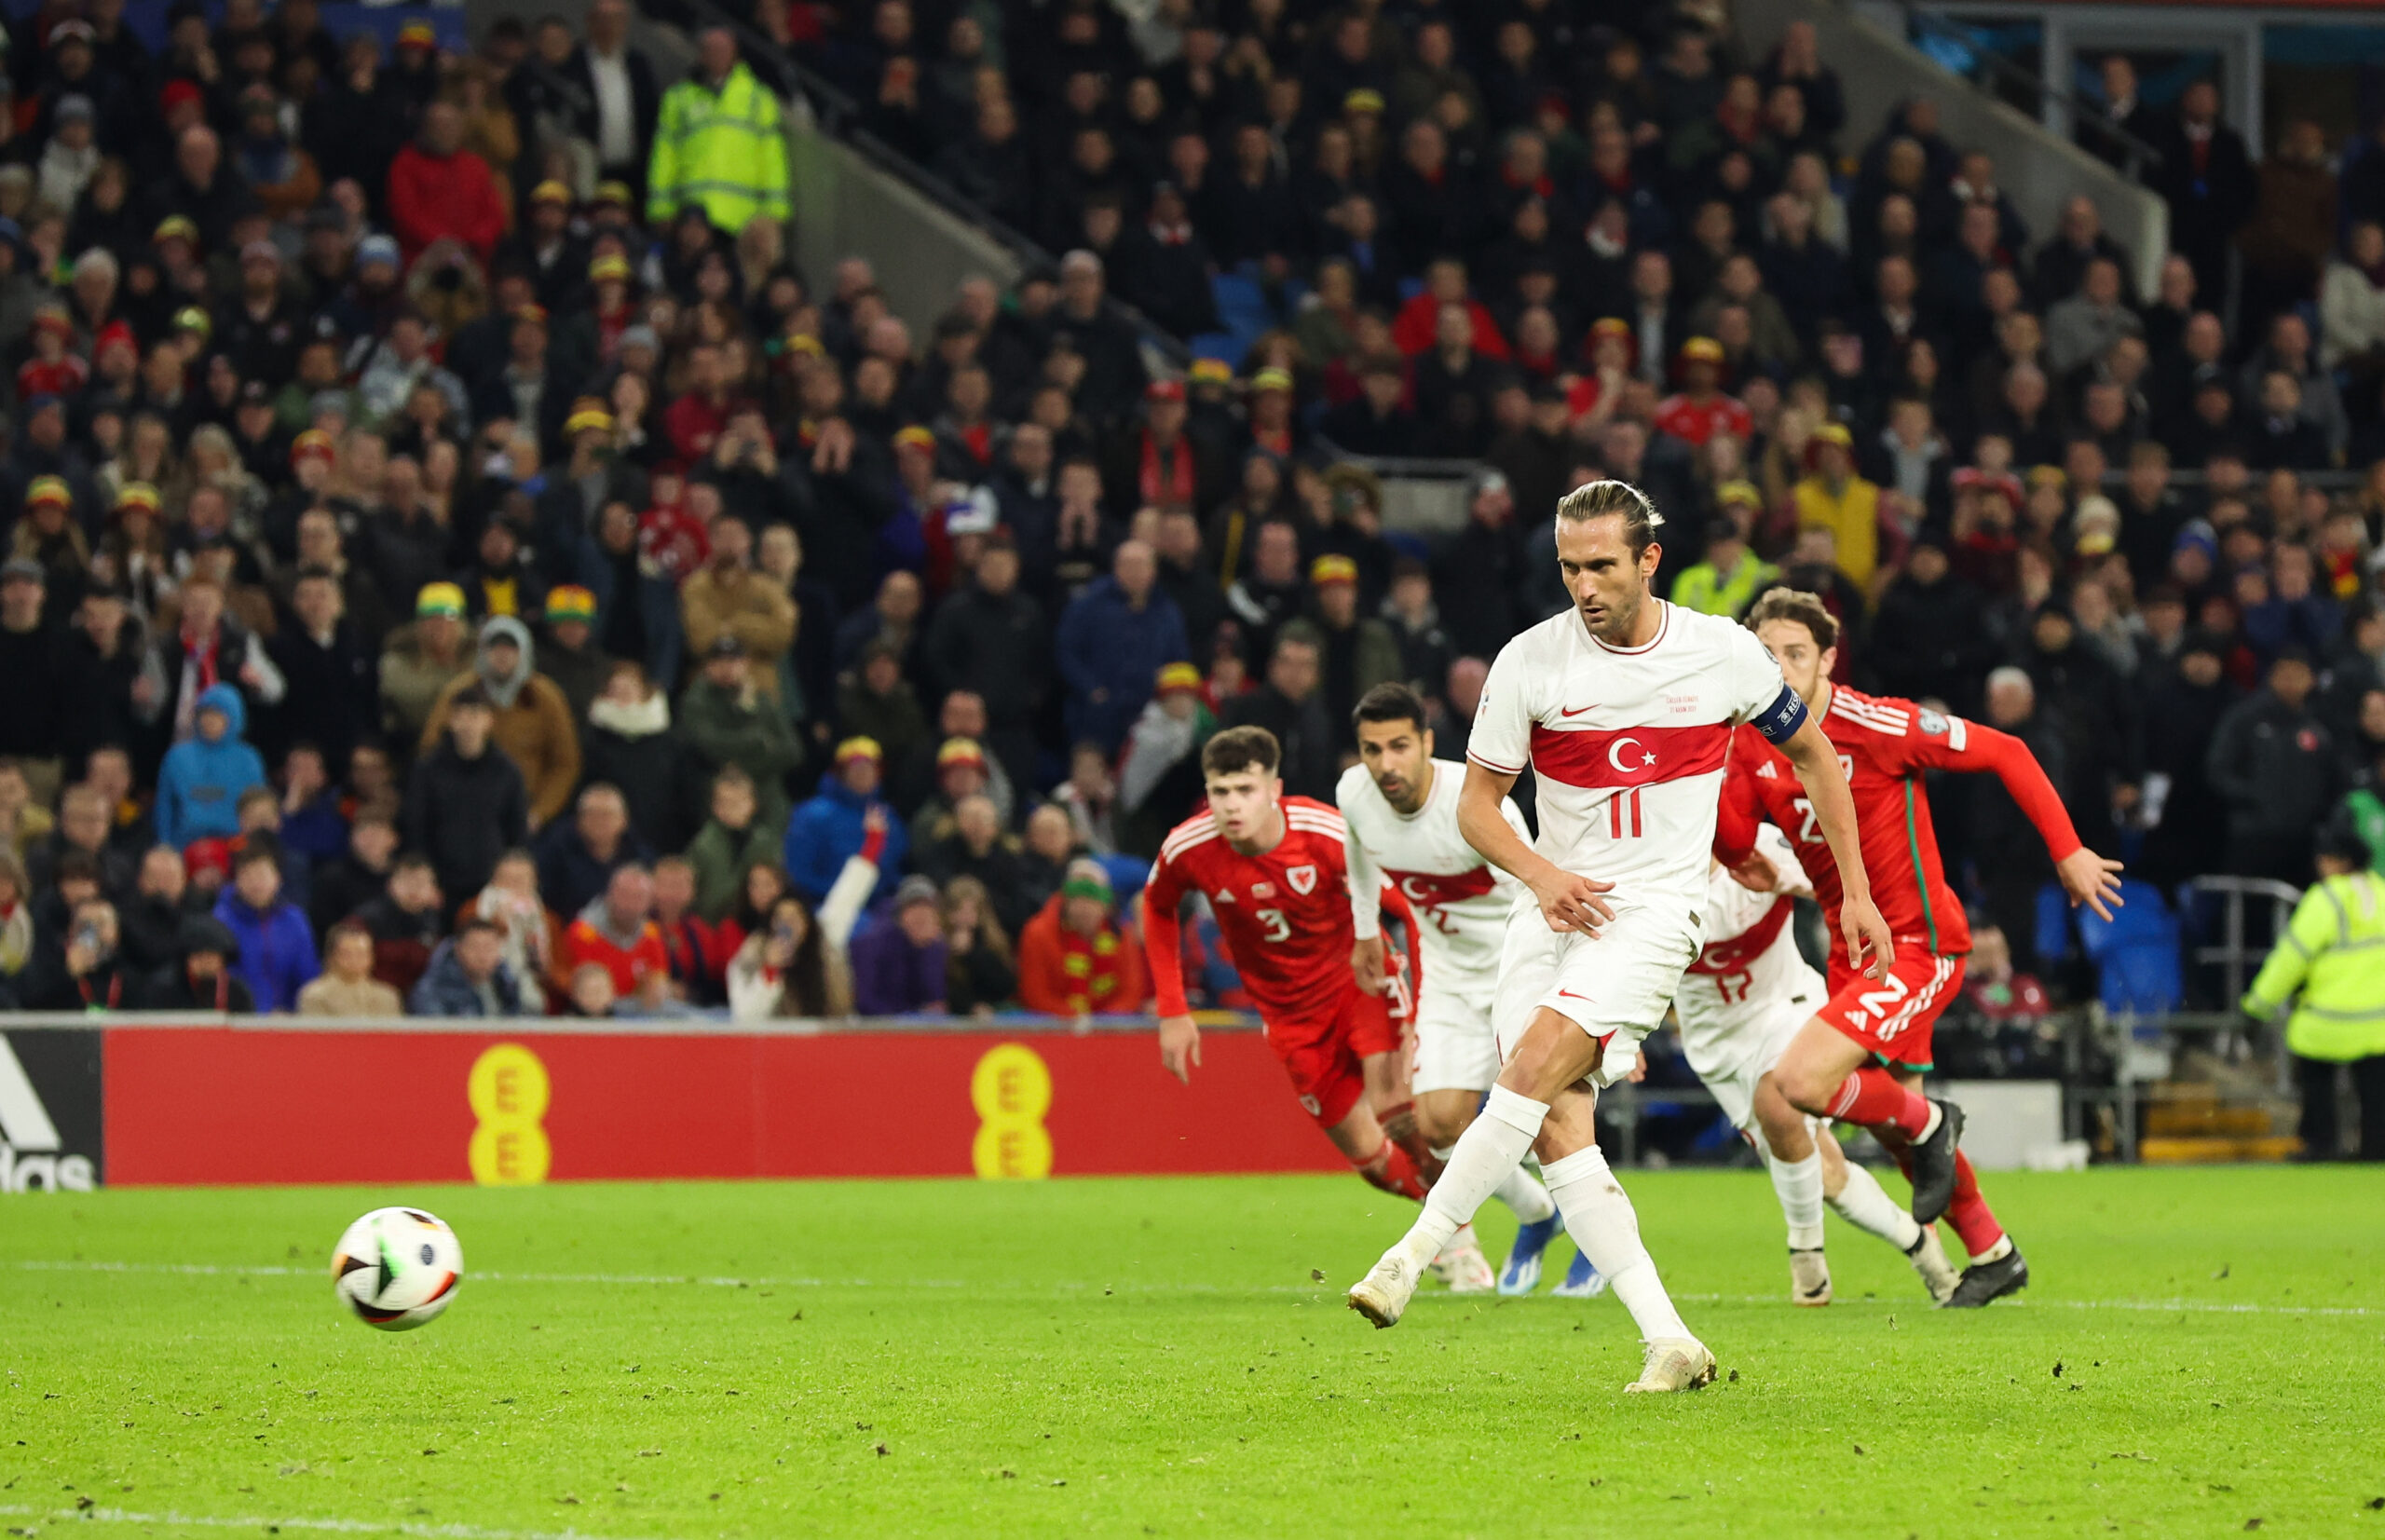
1399;1085;1547;1261
1767;1150;1827;1252
1541;1143;1691;1343
1826;1161;1923;1252
1435;1138;1559;1226
1493;1162;1558;1224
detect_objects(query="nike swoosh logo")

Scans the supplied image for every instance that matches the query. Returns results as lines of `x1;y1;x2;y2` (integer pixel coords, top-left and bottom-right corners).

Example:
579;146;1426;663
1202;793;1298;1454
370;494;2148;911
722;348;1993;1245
1800;1285;1829;1300
1560;705;1597;717
1556;989;1594;1002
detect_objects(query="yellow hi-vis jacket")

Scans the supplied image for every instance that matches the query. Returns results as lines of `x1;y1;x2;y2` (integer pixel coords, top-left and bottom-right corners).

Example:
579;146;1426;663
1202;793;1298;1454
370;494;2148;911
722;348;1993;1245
647;61;791;233
2242;869;2385;1062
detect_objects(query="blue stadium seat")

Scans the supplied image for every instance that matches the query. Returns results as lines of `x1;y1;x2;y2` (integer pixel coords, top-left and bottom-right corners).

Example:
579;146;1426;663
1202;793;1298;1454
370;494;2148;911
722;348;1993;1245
1098;854;1152;906
2075;879;2184;1015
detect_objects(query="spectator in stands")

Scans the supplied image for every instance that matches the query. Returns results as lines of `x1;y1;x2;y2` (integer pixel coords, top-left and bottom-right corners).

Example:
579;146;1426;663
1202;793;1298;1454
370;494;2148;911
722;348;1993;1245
406;685;531;903
120;846;199;975
352;854;445;1000
34;894;133;1012
2139;631;2237;890
419;617;581;830
561;860;667;1001
678;634;801;828
466;851;554;1015
687;768;781;923
144;915;255;1012
388;101;508;266
584;660;698;853
680;514;797;699
410;918;527;1018
381;584;475;752
726;881;862;1023
537;782;652;921
297;921;404;1016
647;27;790;236
154;684;266;852
212;844;316;1014
1220;624;1337;803
785;737;905;906
1016;857;1148;1018
2242;827;2385;1160
939;875;1015;1015
2209;648;2340;883
1309;554;1401;731
851;873;949;1015
308;811;397;939
1056;539;1189;754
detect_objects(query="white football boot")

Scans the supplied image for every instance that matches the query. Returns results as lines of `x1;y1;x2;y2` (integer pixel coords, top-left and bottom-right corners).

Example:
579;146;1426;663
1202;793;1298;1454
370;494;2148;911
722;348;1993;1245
1790;1247;1833;1306
1624;1337;1718;1394
1427;1222;1497;1294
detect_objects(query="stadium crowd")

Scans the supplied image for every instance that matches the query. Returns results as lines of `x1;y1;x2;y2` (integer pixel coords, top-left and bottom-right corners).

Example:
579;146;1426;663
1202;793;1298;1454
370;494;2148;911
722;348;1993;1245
0;0;2380;1081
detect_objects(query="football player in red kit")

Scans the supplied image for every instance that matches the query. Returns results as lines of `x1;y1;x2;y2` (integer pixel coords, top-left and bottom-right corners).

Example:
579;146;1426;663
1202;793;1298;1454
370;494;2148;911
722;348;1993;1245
1143;726;1438;1205
1717;589;2124;1308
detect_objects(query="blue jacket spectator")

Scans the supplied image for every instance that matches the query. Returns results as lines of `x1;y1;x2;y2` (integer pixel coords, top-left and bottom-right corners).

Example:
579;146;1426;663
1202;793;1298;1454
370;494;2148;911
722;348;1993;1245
155;684;267;851
1055;541;1189;754
211;846;319;1012
784;741;906;906
849;875;948;1014
409;921;529;1016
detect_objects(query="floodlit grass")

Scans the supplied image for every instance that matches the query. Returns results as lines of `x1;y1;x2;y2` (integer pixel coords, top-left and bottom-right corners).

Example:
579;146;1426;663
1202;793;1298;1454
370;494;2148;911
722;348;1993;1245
3;1167;2381;1537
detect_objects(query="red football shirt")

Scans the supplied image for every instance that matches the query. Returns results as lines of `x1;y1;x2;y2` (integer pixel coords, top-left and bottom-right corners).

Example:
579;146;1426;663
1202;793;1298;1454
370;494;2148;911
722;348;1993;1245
1717;686;2082;971
1652;390;1753;448
1140;797;1371;1024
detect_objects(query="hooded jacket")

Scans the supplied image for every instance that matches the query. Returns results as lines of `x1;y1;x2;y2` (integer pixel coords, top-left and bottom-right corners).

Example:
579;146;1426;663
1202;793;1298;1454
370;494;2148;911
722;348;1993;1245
155;683;268;849
211;886;320;1012
402;730;532;901
784;771;907;906
419;617;583;826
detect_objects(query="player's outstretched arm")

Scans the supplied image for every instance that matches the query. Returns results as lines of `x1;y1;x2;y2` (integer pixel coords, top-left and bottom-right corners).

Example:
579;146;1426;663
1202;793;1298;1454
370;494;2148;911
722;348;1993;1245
1932;717;2127;920
1457;758;1614;935
1778;714;1894;978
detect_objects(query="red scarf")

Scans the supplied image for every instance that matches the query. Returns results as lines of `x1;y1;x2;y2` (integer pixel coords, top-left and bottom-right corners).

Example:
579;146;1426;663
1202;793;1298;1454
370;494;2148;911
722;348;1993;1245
1138;431;1196;508
182;623;220;691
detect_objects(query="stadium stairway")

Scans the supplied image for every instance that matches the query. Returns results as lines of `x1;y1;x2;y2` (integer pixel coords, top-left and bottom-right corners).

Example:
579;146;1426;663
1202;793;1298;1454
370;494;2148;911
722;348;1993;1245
1735;0;2166;300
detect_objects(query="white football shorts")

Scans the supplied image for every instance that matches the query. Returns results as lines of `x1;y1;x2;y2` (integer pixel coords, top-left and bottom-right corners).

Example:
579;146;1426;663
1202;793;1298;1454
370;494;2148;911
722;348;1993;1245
1493;901;1701;1089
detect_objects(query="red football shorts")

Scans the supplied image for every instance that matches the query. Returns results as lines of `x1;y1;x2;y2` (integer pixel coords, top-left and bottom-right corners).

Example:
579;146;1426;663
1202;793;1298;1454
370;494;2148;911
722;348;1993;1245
1818;950;1965;1070
1264;983;1401;1128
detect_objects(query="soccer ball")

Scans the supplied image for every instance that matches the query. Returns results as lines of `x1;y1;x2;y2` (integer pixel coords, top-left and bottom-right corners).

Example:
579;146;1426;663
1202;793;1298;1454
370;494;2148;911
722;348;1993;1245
332;1207;463;1331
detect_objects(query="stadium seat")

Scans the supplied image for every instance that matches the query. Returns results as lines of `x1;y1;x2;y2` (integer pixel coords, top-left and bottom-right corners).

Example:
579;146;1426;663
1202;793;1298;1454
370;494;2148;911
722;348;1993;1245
2076;879;2184;1015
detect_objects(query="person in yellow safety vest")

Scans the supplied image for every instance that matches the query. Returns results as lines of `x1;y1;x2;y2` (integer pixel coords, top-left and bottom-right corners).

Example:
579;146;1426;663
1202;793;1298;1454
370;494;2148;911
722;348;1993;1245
647;26;791;236
2241;828;2385;1160
1669;481;1779;619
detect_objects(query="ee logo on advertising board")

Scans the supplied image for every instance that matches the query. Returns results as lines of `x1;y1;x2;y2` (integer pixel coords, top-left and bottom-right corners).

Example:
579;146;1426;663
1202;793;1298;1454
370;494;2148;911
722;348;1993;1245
468;1043;552;1186
970;1043;1052;1179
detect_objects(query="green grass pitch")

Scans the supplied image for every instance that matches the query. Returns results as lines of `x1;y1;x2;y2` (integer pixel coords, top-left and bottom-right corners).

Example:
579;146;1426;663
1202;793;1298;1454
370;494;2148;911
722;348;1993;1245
3;1166;2381;1538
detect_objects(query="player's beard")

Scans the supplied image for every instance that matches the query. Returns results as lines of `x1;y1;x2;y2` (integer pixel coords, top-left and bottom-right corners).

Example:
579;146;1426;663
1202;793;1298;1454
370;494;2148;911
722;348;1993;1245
1580;585;1642;644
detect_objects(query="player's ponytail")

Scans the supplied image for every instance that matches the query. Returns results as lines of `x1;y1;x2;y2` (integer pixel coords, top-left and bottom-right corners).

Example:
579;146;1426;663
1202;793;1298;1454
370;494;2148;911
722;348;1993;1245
1554;478;1666;555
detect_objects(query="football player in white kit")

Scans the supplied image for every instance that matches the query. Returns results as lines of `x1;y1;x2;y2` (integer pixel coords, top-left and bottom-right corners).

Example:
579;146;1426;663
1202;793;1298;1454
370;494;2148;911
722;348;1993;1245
1678;824;1960;1306
1341;684;1579;1300
1345;479;1893;1394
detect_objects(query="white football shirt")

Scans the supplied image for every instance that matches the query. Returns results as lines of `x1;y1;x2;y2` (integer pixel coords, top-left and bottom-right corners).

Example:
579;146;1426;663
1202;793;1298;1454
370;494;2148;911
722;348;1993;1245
1674;824;1824;1080
1467;599;1802;917
1340;758;1528;983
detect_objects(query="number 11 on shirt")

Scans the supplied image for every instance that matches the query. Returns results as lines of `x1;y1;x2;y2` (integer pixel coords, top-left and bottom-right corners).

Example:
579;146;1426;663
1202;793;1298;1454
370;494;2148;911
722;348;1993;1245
1607;787;1643;839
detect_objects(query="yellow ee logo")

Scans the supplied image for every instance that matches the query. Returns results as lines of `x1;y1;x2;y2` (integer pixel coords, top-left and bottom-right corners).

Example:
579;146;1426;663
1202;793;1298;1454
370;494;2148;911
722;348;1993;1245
467;1043;552;1186
969;1043;1052;1179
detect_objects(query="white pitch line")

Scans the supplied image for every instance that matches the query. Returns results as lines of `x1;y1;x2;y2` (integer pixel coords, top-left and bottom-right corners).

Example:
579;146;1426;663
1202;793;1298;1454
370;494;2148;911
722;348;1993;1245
0;1503;661;1540
8;1260;2377;1316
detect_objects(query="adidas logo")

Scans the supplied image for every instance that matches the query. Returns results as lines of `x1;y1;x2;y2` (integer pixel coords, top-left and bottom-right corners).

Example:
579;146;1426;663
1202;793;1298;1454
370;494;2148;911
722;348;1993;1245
0;1037;95;1192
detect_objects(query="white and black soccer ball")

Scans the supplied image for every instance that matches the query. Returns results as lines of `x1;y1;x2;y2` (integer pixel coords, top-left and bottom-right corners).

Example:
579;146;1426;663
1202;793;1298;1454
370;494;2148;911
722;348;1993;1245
332;1207;463;1331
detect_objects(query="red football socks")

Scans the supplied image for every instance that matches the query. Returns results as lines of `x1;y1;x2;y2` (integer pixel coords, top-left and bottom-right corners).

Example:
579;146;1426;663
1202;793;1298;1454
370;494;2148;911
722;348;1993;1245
1375;1099;1445;1184
1355;1141;1429;1202
1828;1067;1934;1139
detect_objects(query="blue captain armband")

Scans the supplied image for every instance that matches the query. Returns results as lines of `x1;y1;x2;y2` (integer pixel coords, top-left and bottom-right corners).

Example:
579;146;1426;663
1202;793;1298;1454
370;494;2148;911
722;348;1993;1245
1753;685;1807;744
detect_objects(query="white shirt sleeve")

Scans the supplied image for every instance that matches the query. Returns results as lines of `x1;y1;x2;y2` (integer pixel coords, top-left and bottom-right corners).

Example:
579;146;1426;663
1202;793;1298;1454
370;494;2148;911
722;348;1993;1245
1466;638;1535;775
1722;624;1798;736
1336;767;1384;941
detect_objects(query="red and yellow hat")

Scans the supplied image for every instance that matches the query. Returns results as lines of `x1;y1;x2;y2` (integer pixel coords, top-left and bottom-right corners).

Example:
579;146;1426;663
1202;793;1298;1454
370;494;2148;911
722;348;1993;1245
1156;661;1204;695
835;736;883;767
396;20;437;49
893;425;937;453
530;180;573;207
546;585;597;622
1309;553;1358;588
112;482;161;518
589;252;632;283
565;401;615;438
1680;335;1726;365
936;737;988;772
24;476;72;511
291;429;337;467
